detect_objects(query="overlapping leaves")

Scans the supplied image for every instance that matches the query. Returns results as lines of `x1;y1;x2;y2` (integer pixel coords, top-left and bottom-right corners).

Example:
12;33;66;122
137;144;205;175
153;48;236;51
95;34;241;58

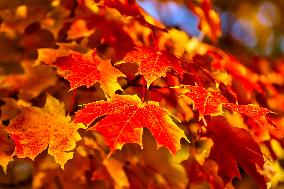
0;0;282;188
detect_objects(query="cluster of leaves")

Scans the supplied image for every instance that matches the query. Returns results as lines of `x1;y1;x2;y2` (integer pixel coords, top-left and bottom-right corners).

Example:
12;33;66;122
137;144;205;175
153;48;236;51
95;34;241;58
0;0;284;188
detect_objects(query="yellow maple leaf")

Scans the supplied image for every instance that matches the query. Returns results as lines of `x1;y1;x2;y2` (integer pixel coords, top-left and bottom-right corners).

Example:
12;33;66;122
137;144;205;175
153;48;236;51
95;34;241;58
6;94;86;169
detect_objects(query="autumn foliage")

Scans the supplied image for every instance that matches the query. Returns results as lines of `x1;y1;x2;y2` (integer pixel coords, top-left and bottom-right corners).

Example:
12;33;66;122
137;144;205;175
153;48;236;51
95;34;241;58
0;0;284;188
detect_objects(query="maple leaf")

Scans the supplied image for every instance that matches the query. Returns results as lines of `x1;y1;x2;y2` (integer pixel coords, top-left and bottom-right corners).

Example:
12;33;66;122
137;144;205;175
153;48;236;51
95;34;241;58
207;117;266;189
117;47;185;88
39;49;125;97
75;94;187;155
184;85;228;116
183;85;272;123
6;94;85;168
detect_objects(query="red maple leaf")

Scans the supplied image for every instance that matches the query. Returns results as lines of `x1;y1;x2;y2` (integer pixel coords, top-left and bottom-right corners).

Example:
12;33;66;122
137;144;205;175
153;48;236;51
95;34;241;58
43;49;125;96
184;85;228;116
183;85;272;124
74;94;187;155
117;47;185;88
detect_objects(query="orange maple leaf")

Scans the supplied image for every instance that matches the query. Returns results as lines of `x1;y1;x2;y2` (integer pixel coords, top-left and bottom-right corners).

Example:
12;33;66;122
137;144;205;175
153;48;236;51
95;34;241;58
75;94;187;155
6;94;85;168
117;47;185;88
38;48;125;97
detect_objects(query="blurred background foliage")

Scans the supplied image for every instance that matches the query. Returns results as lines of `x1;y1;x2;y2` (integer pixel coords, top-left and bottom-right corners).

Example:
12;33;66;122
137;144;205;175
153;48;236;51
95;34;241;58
138;0;284;57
